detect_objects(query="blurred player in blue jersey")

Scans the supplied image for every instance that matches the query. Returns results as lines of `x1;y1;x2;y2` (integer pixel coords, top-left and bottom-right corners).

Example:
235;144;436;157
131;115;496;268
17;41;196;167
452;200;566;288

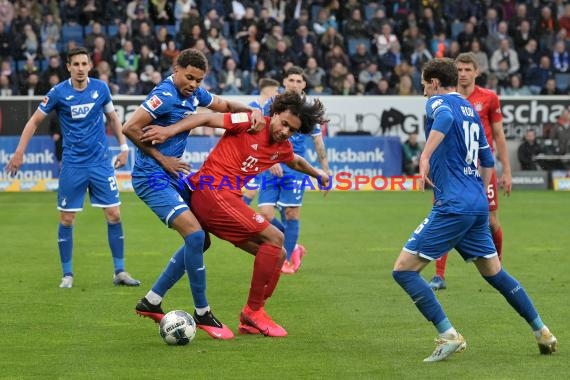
6;47;139;289
242;78;280;205
122;48;264;340
255;67;330;274
392;58;557;362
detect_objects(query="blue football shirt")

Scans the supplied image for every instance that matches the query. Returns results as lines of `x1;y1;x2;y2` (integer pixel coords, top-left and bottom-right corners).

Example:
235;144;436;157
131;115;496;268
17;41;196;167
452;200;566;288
132;76;214;176
39;78;114;166
425;92;492;215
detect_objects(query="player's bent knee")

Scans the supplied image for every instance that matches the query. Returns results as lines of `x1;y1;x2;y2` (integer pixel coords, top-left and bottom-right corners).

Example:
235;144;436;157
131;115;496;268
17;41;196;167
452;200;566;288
283;207;300;220
103;206;121;223
59;211;76;226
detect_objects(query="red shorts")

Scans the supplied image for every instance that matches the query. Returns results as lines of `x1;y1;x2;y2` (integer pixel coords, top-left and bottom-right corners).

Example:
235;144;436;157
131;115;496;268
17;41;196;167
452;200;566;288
486;170;499;212
190;188;270;245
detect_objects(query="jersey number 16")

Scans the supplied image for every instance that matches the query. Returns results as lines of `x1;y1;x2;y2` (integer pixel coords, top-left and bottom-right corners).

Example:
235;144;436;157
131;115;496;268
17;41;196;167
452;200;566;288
462;121;480;166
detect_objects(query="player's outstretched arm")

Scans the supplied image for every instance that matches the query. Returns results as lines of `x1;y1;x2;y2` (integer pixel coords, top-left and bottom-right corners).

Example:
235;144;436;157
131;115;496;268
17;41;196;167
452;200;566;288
5;109;46;175
209;96;265;133
286;154;330;194
106;110;129;169
123;107;190;175
312;134;331;174
140;112;227;145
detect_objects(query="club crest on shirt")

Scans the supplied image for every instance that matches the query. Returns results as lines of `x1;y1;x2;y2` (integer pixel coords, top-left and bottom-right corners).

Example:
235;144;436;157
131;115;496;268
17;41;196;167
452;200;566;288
270;152;280;160
146;95;163;111
254;214;265;224
91;90;99;99
474;102;483;112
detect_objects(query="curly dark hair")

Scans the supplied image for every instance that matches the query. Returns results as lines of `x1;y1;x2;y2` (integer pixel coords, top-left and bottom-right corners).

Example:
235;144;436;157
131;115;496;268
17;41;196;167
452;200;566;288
270;91;327;134
422;58;458;88
176;48;208;72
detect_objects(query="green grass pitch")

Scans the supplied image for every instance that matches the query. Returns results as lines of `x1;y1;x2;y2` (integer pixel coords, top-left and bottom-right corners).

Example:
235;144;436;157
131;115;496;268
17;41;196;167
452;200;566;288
1;191;567;379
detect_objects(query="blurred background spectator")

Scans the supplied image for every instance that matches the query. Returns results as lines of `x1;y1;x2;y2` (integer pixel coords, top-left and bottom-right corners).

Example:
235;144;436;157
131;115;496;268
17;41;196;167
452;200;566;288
518;129;542;170
0;0;566;98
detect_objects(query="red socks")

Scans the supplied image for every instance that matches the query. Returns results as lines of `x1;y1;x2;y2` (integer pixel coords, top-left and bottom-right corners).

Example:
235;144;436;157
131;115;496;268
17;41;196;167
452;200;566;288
247;243;282;311
435;253;448;278
492;226;503;262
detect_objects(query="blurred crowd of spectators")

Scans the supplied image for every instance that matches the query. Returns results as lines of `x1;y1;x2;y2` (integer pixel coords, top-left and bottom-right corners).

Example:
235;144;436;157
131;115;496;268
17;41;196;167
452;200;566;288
1;0;570;97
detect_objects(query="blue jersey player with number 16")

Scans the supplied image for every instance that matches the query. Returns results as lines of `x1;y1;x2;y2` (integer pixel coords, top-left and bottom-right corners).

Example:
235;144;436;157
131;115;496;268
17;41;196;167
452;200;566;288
6;47;140;289
391;58;557;362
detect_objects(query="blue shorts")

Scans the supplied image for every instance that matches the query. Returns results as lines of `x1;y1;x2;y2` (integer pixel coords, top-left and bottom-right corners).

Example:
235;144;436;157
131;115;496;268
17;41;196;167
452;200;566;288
132;172;190;227
403;211;497;261
257;165;308;208
58;164;120;211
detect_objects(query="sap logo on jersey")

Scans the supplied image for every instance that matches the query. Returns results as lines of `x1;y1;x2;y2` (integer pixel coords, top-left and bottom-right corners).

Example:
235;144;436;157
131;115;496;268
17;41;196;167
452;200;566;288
71;103;95;119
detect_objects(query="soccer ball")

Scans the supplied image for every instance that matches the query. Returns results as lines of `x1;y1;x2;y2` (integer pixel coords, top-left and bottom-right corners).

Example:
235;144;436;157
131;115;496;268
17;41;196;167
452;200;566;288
159;310;197;345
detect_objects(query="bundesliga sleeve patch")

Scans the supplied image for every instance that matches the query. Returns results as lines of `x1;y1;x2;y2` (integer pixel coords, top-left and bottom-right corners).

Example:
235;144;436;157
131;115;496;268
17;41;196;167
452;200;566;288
41;96;49;106
146;95;163;111
231;113;249;124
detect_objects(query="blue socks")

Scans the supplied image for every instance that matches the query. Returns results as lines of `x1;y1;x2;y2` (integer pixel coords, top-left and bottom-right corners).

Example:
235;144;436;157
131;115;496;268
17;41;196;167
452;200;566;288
284;219;300;261
183;231;208;309
58;223;73;276
107;222;125;274
393;270;449;332
483;269;544;330
150;231;208;309
270;217;285;233
151;245;186;297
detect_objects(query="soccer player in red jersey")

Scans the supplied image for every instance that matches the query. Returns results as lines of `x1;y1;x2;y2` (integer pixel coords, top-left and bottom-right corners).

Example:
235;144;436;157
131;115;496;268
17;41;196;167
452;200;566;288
141;92;329;336
428;52;513;291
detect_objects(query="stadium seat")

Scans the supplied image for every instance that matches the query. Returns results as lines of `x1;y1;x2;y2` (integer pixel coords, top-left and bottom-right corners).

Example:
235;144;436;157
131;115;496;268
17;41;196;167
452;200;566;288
364;3;379;21
106;24;119;36
311;5;322;22
347;38;371;56
61;24;84;45
450;22;464;40
554;73;570;92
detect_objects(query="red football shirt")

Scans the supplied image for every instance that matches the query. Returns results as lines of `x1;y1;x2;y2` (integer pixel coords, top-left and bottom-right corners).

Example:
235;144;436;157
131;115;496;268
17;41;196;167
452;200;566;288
189;113;295;194
466;86;503;150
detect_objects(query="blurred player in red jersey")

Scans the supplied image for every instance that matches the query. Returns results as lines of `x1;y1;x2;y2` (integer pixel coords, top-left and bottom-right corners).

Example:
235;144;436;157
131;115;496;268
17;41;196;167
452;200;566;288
428;52;513;291
141;92;329;336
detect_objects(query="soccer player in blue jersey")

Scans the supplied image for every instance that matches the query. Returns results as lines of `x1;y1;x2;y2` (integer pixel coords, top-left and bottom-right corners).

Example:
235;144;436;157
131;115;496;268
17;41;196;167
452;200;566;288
256;66;330;274
242;78;280;206
392;58;557;362
6;47;140;289
122;48;264;340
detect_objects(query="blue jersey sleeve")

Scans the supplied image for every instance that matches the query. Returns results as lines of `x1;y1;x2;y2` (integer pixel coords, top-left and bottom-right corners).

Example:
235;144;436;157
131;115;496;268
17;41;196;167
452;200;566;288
38;87;59;115
142;90;179;119
311;124;322;136
428;96;453;135
195;87;214;108
100;81;112;108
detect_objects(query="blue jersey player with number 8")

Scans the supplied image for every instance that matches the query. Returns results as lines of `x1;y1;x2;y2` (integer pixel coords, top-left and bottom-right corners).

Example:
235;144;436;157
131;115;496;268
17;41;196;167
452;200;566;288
391;58;557;362
6;47;140;289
